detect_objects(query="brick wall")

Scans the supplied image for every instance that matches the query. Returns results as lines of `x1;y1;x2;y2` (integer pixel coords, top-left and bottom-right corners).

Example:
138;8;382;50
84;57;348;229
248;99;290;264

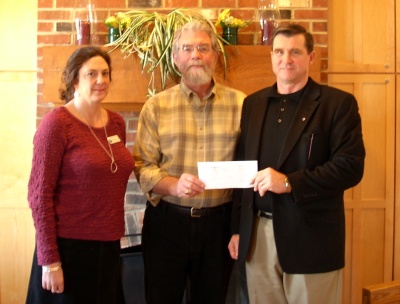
36;0;328;246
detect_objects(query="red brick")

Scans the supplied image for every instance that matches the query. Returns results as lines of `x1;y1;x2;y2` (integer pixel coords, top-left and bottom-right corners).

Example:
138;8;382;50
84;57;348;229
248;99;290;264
126;133;136;143
38;22;54;31
108;9;130;16
38;10;73;21
202;0;235;8
320;72;327;84
37;83;43;96
238;33;255;45
313;33;327;45
165;0;199;8
95;0;126;8
37;104;56;117
320;58;328;70
37;33;72;45
239;0;258;7
97;21;108;32
37;69;43;80
279;21;311;31
37;45;43;54
312;21;327;32
127;119;139;131
319;46;328;58
294;9;328;20
56;0;75;7
96;11;110;24
313;0;328;8
38;0;54;8
225;9;254;21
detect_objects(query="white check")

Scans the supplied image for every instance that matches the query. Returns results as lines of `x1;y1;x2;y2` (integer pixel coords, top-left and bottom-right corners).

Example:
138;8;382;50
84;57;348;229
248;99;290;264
197;161;258;189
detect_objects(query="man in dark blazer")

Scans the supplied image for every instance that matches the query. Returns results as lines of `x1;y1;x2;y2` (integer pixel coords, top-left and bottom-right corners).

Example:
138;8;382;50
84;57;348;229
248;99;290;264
228;24;365;303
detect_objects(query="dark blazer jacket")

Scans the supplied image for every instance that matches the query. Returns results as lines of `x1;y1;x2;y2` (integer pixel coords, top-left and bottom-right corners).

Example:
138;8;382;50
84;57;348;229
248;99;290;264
232;78;365;274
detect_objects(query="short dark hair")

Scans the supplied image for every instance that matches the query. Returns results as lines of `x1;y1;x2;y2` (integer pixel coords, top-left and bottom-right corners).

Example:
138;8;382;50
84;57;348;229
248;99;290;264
271;23;314;54
59;46;112;103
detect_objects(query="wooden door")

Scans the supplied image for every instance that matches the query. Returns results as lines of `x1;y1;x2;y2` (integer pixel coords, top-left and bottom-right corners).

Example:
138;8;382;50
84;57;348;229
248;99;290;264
395;1;400;280
0;0;37;303
328;0;395;73
328;74;395;304
395;75;400;280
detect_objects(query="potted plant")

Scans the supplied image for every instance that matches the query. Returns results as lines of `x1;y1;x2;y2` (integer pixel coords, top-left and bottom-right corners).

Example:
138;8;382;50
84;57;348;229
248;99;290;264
105;9;227;97
104;13;131;43
215;9;251;45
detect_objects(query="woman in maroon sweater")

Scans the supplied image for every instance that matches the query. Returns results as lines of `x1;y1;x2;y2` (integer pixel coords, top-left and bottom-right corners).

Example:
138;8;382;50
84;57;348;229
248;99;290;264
26;47;135;303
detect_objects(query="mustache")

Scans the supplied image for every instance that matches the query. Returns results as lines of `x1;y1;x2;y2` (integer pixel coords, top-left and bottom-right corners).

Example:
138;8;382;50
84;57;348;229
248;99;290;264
188;60;204;68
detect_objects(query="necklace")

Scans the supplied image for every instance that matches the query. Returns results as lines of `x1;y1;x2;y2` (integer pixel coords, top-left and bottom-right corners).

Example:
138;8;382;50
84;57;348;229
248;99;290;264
77;108;118;173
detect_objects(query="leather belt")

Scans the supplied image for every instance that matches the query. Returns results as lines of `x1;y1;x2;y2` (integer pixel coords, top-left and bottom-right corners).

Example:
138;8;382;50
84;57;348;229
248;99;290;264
158;200;231;218
257;210;273;219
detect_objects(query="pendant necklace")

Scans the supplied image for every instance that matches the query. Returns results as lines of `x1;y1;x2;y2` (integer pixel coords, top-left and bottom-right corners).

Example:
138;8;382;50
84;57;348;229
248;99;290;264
77;108;118;173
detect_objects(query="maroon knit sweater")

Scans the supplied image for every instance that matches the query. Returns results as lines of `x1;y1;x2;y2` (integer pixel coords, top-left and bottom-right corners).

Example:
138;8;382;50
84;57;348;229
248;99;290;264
28;107;135;265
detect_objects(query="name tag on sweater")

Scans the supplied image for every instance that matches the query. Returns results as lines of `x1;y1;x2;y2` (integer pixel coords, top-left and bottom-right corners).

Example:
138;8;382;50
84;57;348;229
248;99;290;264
107;135;121;144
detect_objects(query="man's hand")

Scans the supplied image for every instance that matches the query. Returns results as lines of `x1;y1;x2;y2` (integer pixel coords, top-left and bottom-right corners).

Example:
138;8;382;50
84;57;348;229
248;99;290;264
228;234;240;260
252;167;290;197
176;173;206;198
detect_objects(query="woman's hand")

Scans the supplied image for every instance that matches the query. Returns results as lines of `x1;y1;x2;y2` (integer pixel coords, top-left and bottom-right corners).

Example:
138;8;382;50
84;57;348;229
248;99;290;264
42;262;64;293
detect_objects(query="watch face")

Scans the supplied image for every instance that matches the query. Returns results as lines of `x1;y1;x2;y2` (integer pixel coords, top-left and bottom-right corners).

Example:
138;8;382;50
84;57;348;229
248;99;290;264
284;177;290;188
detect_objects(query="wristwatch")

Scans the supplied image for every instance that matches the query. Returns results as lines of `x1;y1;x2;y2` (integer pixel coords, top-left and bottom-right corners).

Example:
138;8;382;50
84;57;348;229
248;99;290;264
284;177;291;192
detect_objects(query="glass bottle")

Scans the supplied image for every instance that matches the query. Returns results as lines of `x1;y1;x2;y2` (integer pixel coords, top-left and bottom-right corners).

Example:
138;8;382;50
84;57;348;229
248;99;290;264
73;1;98;45
258;0;281;45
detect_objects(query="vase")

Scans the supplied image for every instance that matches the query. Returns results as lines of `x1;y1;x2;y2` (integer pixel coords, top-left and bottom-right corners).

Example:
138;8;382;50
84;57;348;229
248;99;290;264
108;28;120;43
222;27;238;45
258;0;280;45
73;2;98;45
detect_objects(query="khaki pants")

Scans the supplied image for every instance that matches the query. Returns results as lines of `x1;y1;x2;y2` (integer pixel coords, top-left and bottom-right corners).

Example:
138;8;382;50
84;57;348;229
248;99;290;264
245;217;342;304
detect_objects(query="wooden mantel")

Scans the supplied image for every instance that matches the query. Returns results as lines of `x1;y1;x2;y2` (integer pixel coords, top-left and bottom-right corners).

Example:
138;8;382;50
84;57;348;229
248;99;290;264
42;45;321;111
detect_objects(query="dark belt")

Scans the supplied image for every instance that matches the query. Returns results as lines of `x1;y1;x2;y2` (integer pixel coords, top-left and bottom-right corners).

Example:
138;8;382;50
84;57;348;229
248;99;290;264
158;199;231;218
257;210;273;219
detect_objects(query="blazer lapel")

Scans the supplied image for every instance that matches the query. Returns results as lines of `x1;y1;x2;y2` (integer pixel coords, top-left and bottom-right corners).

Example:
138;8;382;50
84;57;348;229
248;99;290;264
277;80;321;168
246;88;272;161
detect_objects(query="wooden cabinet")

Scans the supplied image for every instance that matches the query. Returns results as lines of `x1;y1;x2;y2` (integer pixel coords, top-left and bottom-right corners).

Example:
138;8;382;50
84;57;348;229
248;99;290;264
395;3;400;282
397;0;400;73
328;0;395;73
328;74;395;304
328;0;399;301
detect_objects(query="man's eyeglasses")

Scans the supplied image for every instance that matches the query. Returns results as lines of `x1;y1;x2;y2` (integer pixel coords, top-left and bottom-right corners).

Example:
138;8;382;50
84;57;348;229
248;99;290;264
180;44;212;54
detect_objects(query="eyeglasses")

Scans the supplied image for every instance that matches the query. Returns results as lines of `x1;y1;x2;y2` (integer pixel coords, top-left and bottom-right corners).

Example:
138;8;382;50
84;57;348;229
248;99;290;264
180;44;212;54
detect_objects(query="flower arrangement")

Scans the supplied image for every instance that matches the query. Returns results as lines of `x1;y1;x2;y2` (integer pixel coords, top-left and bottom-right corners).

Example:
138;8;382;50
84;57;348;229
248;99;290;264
215;9;250;29
105;12;131;31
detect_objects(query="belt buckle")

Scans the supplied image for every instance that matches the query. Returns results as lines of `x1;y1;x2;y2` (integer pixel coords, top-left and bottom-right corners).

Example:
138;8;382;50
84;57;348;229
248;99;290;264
191;207;201;218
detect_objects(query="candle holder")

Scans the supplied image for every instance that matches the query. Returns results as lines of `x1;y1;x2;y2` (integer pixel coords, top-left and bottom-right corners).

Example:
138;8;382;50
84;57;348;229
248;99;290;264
258;0;280;45
73;2;97;45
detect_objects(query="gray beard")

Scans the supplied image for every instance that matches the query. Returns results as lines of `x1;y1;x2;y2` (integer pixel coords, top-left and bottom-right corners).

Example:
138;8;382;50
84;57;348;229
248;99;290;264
185;72;212;85
184;67;213;85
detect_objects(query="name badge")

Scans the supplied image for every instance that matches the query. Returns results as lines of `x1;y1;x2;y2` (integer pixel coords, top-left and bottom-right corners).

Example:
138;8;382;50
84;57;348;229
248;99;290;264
107;135;121;144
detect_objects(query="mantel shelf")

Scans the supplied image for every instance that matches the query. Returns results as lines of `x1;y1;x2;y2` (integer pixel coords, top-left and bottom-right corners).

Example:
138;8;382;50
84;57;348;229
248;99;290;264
41;45;321;111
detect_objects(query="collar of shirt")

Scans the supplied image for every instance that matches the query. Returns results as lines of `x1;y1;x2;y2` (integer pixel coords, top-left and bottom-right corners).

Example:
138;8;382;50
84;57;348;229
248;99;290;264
272;78;311;102
180;80;216;109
